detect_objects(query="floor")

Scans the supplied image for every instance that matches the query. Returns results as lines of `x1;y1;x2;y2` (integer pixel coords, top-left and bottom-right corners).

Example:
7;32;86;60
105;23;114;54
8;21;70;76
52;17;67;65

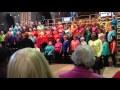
50;64;120;78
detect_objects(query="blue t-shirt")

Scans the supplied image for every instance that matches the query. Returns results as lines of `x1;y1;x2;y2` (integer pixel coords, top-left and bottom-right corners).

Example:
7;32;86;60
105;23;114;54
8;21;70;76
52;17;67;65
112;19;118;26
63;40;70;52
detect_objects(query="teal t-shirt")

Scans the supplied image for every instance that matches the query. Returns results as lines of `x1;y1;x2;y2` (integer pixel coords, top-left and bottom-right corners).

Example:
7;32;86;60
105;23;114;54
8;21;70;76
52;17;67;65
85;31;91;44
102;41;110;56
45;45;55;56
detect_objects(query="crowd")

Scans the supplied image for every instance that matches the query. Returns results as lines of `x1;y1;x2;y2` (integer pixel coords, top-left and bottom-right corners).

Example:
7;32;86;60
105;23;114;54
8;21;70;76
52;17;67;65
0;15;118;78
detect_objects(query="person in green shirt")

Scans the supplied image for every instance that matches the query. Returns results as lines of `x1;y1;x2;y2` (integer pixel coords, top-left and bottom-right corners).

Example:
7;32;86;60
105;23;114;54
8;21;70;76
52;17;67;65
102;37;110;67
0;31;5;44
85;26;91;44
37;22;45;31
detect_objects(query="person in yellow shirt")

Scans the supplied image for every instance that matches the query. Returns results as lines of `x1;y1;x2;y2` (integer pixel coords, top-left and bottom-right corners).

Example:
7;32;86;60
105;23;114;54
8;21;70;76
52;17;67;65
89;32;104;74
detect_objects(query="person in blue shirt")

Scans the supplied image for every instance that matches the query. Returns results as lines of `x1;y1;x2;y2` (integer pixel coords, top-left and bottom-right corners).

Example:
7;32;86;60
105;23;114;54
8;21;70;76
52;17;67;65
107;26;116;43
62;35;70;62
112;16;118;30
44;41;55;64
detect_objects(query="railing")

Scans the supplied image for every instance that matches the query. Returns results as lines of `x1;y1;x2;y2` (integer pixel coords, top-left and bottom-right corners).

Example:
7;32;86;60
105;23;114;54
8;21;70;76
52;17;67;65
43;14;99;27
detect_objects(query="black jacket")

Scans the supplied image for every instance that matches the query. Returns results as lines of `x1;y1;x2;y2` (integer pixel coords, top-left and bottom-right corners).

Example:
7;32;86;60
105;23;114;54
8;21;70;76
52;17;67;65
19;38;34;49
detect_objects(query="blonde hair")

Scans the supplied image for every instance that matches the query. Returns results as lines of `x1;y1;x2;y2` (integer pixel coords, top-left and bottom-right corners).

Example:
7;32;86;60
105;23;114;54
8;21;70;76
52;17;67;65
7;48;54;78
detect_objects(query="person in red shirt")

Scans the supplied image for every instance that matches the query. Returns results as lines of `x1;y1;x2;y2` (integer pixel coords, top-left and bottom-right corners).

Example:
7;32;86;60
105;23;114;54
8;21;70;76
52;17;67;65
110;36;117;66
70;36;80;53
36;31;45;49
57;21;64;33
47;30;53;43
32;28;38;38
53;31;60;41
78;24;85;37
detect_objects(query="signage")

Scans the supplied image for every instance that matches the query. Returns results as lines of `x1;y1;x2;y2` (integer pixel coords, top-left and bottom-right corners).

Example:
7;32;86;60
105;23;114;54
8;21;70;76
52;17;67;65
99;12;114;17
62;17;72;23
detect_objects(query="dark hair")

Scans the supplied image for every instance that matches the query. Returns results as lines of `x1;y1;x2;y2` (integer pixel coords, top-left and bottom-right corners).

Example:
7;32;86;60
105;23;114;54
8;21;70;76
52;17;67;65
112;36;116;41
112;26;115;30
24;32;29;38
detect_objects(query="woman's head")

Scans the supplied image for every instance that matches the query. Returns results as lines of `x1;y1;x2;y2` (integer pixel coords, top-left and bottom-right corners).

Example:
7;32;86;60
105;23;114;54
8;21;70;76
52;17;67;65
98;33;105;41
80;37;85;41
91;32;97;40
48;41;53;45
56;39;60;43
63;35;68;40
73;36;78;40
7;48;53;78
23;32;29;39
71;45;95;68
29;28;32;32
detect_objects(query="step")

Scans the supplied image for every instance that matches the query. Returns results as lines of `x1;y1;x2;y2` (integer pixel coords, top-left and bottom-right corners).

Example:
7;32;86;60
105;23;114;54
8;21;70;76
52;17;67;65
118;38;120;40
117;36;120;38
117;52;120;55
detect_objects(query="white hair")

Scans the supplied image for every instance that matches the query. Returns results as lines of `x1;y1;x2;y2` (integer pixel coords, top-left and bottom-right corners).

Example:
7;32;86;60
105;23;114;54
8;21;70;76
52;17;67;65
71;45;95;68
7;48;54;78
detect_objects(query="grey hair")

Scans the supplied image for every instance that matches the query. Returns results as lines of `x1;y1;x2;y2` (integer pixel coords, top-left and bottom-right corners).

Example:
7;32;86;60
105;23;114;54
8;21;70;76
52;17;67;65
71;45;96;68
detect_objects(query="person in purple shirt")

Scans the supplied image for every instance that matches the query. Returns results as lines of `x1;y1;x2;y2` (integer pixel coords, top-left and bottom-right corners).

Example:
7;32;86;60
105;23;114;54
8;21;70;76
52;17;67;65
59;45;103;78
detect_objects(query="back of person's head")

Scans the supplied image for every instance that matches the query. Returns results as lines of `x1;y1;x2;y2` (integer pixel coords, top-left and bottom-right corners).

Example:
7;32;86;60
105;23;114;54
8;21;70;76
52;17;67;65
23;32;29;39
80;37;85;41
71;45;95;68
7;48;54;78
112;26;115;30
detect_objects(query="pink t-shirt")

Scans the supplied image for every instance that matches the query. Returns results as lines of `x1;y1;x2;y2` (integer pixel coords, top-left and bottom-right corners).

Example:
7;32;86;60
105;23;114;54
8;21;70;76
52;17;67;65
71;40;80;51
55;42;62;53
92;26;98;34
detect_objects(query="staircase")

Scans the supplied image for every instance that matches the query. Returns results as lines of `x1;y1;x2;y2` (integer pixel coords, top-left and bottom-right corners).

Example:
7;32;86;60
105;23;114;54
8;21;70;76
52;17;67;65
116;17;120;65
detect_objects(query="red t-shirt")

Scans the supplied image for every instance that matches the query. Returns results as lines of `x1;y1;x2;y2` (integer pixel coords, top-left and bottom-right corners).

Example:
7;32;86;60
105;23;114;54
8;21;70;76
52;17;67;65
36;35;46;48
36;36;41;48
54;34;60;40
43;35;48;43
32;31;38;38
110;40;117;53
48;34;53;41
